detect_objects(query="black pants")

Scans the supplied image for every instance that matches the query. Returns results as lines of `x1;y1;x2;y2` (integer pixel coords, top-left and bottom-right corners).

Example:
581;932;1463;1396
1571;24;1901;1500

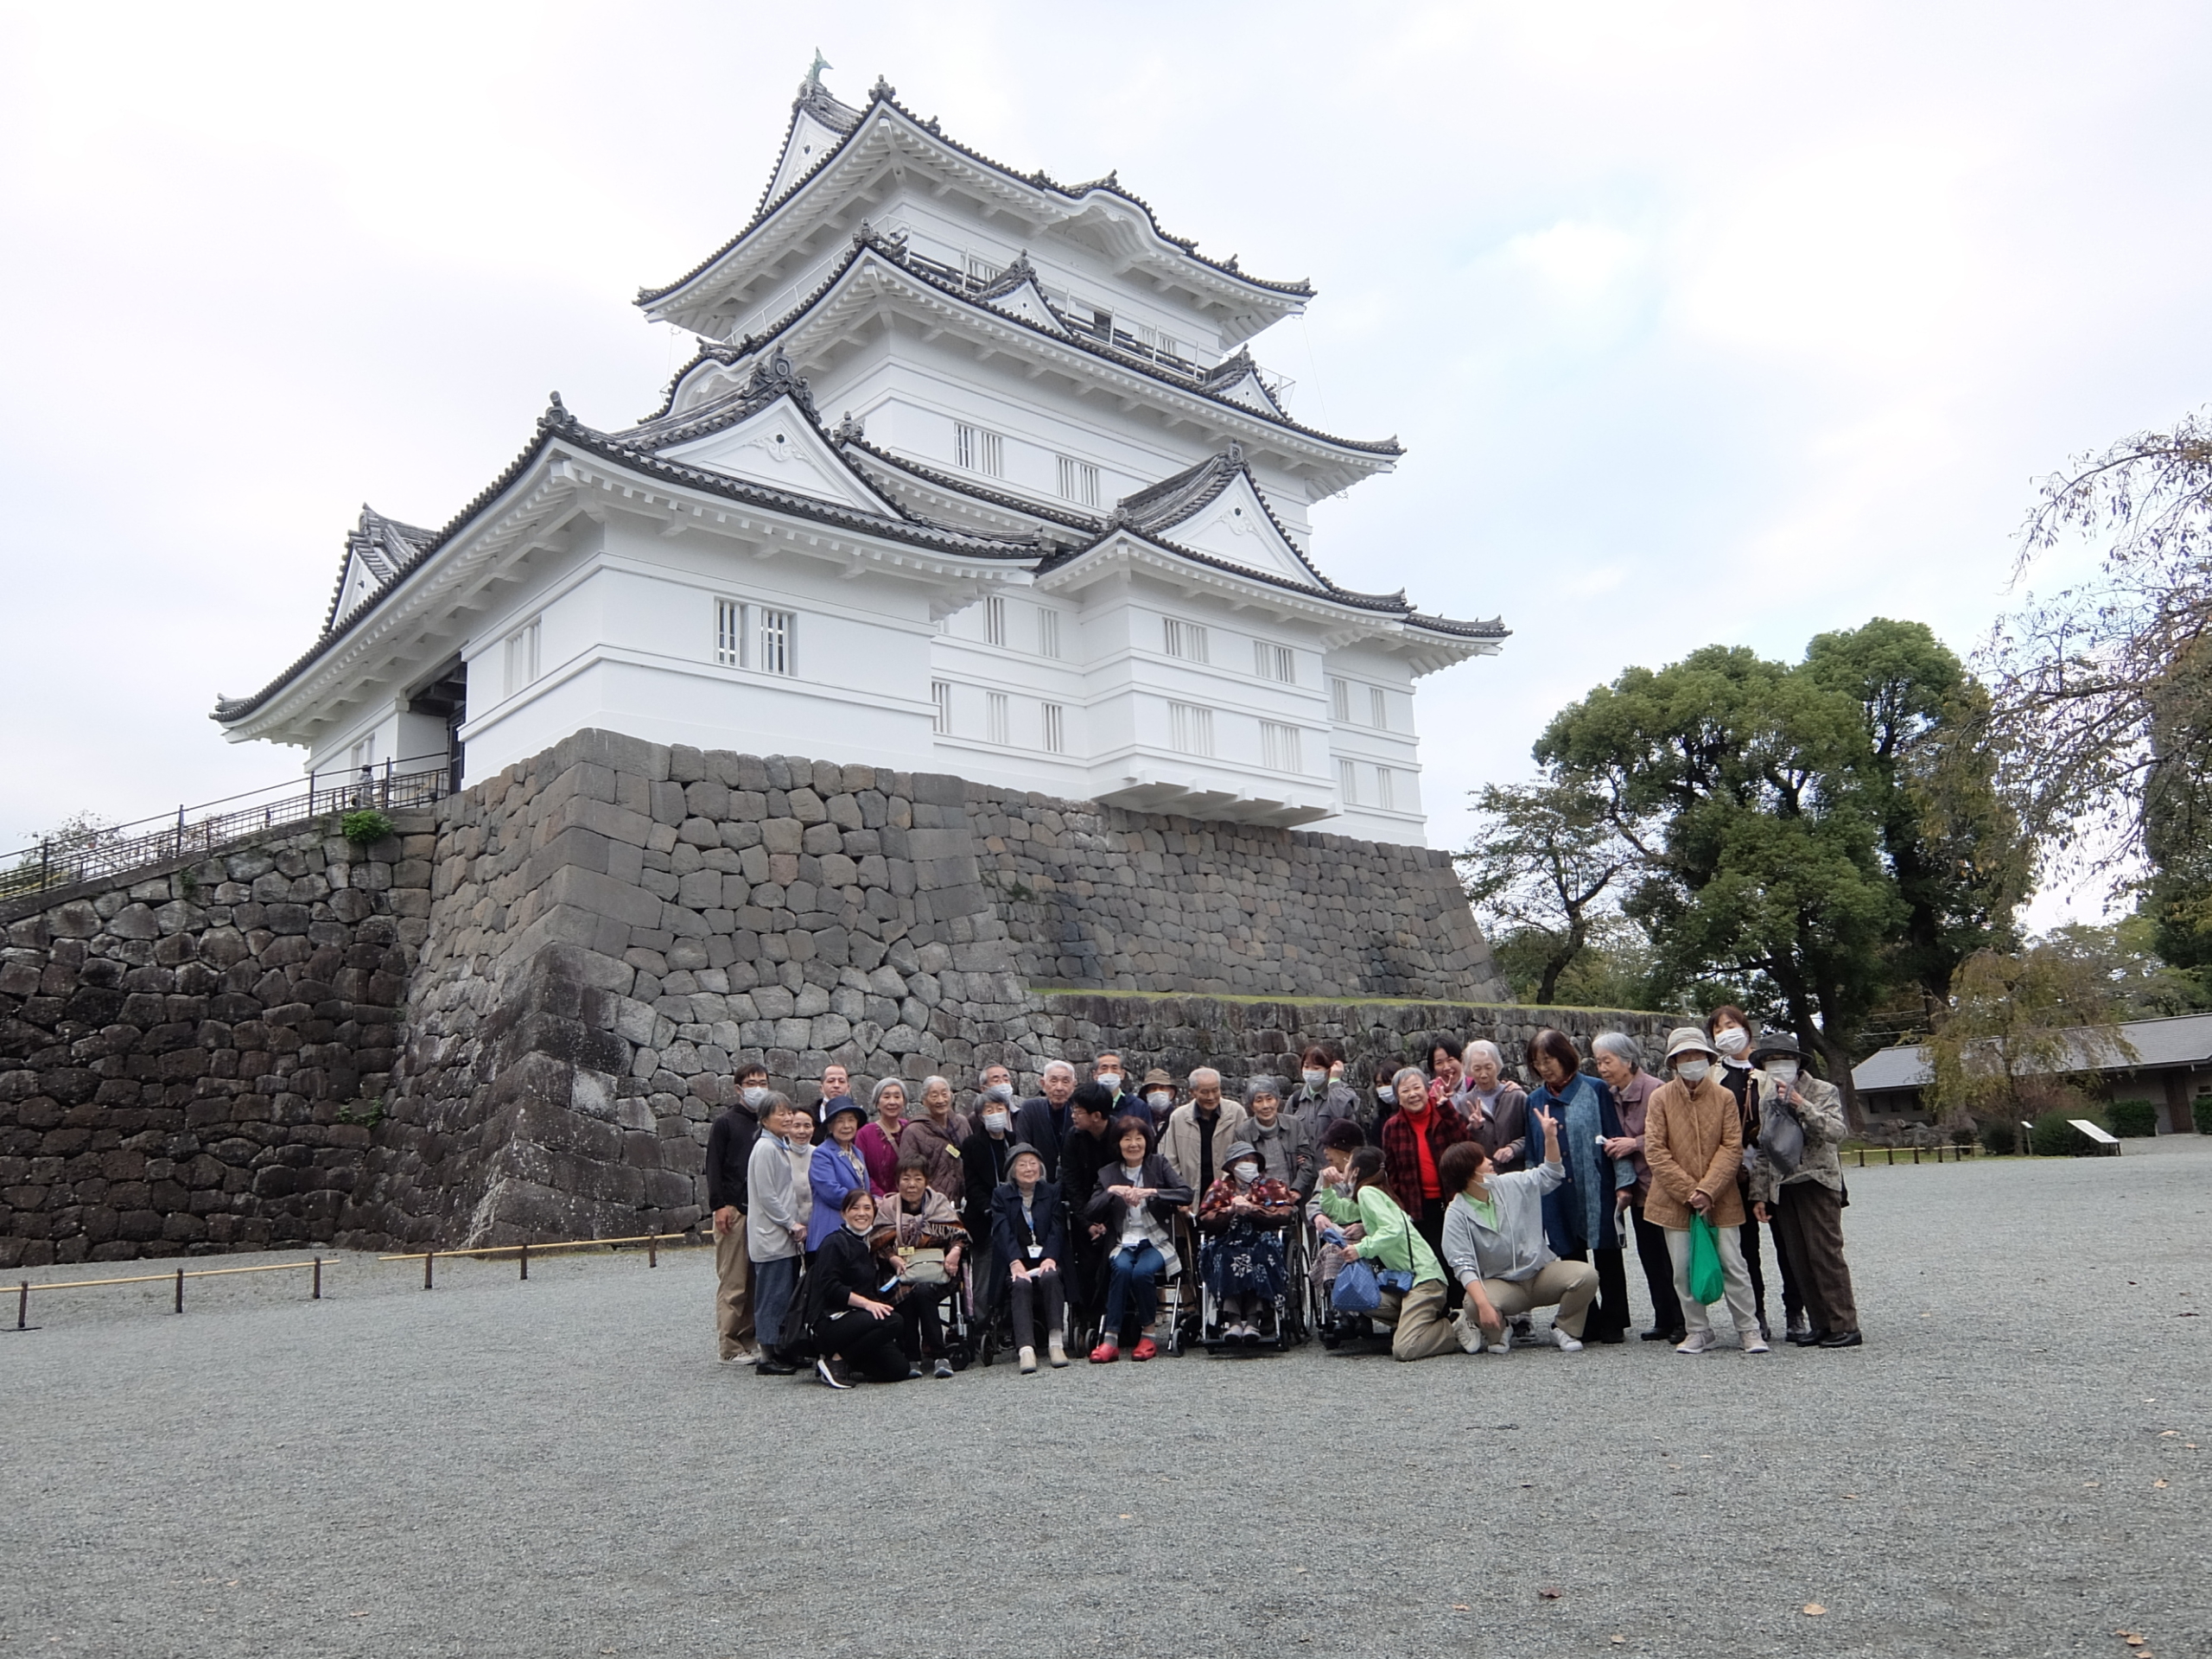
1416;1197;1459;1309
815;1309;911;1382
1630;1203;1684;1337
1558;1243;1630;1340
1008;1268;1065;1350
894;1291;943;1359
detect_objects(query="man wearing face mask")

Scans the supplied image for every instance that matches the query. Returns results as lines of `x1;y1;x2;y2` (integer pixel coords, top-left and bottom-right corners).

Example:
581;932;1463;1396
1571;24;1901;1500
1014;1060;1075;1179
964;1070;1023;1249
1090;1052;1142;1121
1643;1027;1764;1356
1746;1033;1861;1348
707;1063;772;1363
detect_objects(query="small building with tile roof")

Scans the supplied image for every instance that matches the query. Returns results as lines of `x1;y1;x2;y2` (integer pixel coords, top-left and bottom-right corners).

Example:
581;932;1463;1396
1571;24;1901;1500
213;68;1505;842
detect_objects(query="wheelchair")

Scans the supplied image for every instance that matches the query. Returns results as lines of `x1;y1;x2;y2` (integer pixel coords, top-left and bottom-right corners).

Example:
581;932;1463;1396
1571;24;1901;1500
1195;1209;1307;1353
1073;1212;1194;1357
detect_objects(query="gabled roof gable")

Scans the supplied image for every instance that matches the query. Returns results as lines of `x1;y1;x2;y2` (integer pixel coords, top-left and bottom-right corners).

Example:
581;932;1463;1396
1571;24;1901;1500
321;505;430;633
1151;467;1314;588
758;78;864;213
974;254;1071;337
655;393;899;517
1199;349;1287;418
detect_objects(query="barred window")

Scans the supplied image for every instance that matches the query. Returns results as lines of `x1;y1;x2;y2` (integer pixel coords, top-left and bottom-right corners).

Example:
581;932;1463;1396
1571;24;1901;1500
1255;641;1294;683
956;423;1004;477
1041;702;1065;753
1163;618;1209;662
987;691;1011;746
1261;721;1301;773
715;598;744;667
758;608;794;677
985;594;1007;647
931;680;951;735
1329;677;1351;721
1057;455;1100;506
1376;765;1396;810
504;618;541;696
1036;607;1061;658
1169;702;1214;757
1370;685;1389;729
1338;758;1358;805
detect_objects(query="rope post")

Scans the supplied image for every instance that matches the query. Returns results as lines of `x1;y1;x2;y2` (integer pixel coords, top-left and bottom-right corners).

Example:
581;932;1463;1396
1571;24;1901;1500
312;1257;322;1300
423;1250;435;1291
1912;1145;1921;1165
1857;1147;1866;1168
518;1242;529;1281
649;1232;658;1269
1886;1147;1895;1166
16;1281;26;1330
174;1267;184;1314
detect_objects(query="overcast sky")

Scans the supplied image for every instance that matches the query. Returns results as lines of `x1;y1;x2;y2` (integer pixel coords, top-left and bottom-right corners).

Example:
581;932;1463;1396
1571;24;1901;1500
4;2;2209;919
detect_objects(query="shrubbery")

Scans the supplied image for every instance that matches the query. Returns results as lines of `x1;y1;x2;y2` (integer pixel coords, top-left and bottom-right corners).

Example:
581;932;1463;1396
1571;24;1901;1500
340;809;396;847
2107;1098;2160;1138
2196;1096;2212;1135
1977;1118;2019;1155
2029;1111;2097;1156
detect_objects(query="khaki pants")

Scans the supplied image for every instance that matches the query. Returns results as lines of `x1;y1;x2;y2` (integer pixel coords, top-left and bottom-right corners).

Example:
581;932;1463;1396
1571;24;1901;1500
1378;1277;1460;1361
1663;1223;1758;1339
715;1224;753;1357
1468;1260;1599;1338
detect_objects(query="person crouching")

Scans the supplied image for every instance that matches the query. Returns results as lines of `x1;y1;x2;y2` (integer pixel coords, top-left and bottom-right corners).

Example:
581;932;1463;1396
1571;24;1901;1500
1439;1103;1598;1353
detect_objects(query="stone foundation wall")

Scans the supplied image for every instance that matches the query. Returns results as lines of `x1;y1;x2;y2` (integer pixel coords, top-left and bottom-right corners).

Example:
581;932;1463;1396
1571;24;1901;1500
0;729;1575;1264
0;821;433;1268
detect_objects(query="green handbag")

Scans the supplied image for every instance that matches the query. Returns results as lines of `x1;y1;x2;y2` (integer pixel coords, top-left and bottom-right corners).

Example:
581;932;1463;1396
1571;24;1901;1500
1687;1213;1726;1306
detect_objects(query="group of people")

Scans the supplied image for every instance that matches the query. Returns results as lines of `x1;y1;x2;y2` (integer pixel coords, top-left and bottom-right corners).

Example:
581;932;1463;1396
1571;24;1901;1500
703;1017;1864;1389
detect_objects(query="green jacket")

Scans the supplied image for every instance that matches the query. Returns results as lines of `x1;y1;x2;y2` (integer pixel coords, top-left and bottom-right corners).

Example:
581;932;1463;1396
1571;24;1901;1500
1314;1182;1446;1287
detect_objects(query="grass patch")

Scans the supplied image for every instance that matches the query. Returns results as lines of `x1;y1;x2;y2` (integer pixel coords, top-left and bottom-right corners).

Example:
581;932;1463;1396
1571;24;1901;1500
1024;985;1666;1016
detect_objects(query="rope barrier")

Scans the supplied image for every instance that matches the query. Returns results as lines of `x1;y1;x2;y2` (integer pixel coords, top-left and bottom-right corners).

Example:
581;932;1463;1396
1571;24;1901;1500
10;1256;326;1330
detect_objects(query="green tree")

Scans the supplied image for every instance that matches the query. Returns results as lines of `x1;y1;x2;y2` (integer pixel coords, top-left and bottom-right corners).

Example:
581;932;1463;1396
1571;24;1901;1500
1925;939;2136;1122
1455;781;1635;1004
1534;621;2024;1111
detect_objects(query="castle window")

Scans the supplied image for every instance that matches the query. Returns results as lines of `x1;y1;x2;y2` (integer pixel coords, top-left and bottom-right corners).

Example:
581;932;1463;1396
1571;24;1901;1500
758;608;795;677
1162;618;1209;663
1370;685;1389;729
985;594;1007;647
1338;758;1358;805
955;423;1004;477
1255;641;1294;683
931;680;952;735
987;691;1010;746
1376;766;1397;810
1261;721;1301;773
1057;455;1100;507
1041;702;1065;753
1330;677;1351;721
1036;608;1061;658
504;617;541;696
1169;702;1214;757
715;598;745;667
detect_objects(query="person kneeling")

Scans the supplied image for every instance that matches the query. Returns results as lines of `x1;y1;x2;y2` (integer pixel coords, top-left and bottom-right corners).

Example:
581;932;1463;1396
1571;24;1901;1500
803;1188;916;1389
1312;1147;1457;1361
1439;1103;1597;1354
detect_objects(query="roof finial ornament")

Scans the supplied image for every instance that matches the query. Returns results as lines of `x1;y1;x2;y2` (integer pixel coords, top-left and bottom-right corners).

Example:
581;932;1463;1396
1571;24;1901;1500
804;49;831;89
833;410;866;443
870;74;896;101
541;390;570;429
1226;441;1244;467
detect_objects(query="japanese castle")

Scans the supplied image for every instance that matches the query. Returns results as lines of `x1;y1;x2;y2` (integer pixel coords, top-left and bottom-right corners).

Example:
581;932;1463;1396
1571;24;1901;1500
213;68;1505;842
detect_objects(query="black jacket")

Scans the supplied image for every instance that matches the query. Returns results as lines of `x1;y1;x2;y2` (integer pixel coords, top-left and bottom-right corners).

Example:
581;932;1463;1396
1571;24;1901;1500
963;1124;1022;1240
705;1103;760;1211
1014;1096;1065;1178
1083;1154;1192;1236
988;1179;1069;1293
1058;1126;1119;1243
804;1226;898;1334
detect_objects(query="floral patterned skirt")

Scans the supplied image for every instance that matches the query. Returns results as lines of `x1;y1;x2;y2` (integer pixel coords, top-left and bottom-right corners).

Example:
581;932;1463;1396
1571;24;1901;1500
1201;1223;1287;1301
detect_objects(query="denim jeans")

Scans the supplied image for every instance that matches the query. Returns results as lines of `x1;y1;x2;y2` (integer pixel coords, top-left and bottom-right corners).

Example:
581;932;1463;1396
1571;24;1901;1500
751;1254;800;1351
1103;1242;1165;1339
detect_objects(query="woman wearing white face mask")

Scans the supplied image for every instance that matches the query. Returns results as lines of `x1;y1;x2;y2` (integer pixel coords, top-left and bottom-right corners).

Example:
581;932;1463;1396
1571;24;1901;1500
963;1080;1022;1252
1195;1139;1298;1344
1706;1006;1797;1340
1746;1034;1860;1348
1643;1027;1764;1356
1287;1045;1359;1139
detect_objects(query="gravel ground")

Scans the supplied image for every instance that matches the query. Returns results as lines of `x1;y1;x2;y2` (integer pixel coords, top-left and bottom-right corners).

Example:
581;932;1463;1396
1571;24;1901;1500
2;1140;2207;1659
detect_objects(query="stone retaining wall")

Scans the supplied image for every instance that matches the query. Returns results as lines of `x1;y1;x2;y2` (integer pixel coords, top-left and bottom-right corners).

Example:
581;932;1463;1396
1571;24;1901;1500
0;821;433;1268
0;729;1605;1264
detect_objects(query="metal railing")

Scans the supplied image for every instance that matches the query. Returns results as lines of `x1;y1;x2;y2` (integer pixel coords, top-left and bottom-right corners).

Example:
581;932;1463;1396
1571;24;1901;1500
1;752;456;904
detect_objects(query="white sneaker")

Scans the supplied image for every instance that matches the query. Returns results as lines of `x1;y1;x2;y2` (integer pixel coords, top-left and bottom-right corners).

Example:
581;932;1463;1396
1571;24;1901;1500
1742;1332;1770;1355
1491;1324;1510;1355
1047;1334;1069;1368
1453;1312;1483;1354
1552;1325;1584;1353
1675;1329;1717;1356
1018;1345;1038;1375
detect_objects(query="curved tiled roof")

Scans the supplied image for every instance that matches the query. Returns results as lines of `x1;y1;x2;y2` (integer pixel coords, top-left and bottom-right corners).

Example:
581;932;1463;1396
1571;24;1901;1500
637;229;1401;461
639;79;1312;313
836;435;1104;536
319;505;433;634
213;397;1043;725
1109;445;1335;592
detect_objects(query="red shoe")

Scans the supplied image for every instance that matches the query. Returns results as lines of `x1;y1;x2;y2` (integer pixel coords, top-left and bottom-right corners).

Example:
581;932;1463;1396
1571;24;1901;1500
1088;1341;1120;1364
1130;1337;1159;1362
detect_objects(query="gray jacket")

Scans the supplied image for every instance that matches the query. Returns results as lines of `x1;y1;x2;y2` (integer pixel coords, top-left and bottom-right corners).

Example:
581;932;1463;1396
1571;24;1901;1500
1243;1112;1317;1200
1441;1159;1565;1287
746;1131;811;1262
1747;1073;1847;1204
